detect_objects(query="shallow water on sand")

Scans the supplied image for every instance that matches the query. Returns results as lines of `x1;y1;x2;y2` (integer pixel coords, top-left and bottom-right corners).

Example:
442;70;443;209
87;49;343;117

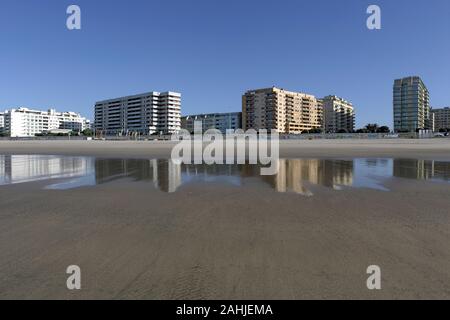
1;155;450;195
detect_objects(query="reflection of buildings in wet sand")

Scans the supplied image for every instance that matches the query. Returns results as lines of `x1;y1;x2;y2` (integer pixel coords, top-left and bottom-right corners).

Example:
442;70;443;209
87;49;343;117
92;159;356;195
241;159;353;195
0;155;91;184
364;158;391;168
321;160;353;188
155;160;182;193
94;159;182;193
393;159;450;181
4;157;450;193
0;156;5;181
183;163;243;178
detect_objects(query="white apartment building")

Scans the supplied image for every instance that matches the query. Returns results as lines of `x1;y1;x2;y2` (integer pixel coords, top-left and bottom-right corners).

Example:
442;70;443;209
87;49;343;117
0;112;4;134
94;91;181;135
3;108;91;137
322;95;355;133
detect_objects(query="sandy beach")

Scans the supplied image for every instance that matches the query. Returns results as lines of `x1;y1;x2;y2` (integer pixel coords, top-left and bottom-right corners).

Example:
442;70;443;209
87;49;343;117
0;140;450;299
1;139;450;159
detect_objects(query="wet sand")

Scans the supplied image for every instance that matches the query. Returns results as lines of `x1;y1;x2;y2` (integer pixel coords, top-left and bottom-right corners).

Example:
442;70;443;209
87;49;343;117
1;140;450;299
1;139;450;160
0;177;450;299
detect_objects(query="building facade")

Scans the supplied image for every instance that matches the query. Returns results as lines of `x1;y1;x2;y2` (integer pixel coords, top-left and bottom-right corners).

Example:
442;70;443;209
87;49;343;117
242;87;322;134
3;108;91;137
94;91;181;136
0;112;4;134
181;112;242;134
431;107;450;131
393;76;432;132
322;95;355;133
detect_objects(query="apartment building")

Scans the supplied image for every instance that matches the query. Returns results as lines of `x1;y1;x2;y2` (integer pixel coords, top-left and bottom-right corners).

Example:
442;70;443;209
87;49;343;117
3;108;91;137
322;95;355;133
94;91;181;136
0;112;4;134
393;76;432;132
242;87;322;134
181;112;242;134
431;107;450;131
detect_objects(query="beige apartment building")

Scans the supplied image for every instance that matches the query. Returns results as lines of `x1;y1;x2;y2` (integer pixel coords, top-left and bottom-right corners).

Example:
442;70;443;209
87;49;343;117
242;87;322;134
322;95;355;133
431;107;450;131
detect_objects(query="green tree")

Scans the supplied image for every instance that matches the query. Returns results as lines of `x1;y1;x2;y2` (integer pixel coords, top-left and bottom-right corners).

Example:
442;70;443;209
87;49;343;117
364;123;379;133
376;126;390;133
82;129;94;136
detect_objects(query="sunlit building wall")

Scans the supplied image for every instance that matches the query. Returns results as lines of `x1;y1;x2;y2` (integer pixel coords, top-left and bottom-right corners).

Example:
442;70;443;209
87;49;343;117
431;107;450;131
94;91;181;135
0;112;4;134
242;87;323;134
3;108;90;137
322;96;355;133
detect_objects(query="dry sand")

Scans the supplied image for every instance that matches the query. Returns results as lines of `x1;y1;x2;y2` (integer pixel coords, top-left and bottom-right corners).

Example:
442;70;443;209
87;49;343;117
0;139;450;299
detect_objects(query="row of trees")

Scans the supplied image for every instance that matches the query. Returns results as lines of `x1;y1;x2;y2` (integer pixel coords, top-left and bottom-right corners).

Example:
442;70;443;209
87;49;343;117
301;124;390;134
1;129;94;138
355;123;390;133
35;129;94;137
305;126;450;134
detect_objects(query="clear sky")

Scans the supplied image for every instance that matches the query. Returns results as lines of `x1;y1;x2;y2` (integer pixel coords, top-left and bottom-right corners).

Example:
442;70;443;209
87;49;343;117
1;0;449;128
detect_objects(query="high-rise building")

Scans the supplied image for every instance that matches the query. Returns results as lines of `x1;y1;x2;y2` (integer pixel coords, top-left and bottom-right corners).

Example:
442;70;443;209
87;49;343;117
94;91;181;135
431;107;450;131
242;87;322;134
322;95;355;133
393;76;431;132
3;108;91;137
181;112;242;134
317;99;324;132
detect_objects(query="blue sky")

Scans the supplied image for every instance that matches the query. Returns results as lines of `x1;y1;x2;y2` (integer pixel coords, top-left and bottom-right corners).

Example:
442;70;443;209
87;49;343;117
1;0;449;128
